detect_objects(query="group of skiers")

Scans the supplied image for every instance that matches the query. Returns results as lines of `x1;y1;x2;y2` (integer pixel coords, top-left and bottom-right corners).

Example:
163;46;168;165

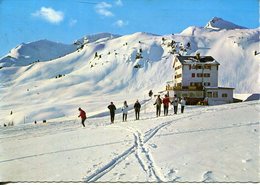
78;94;186;127
107;100;141;123
154;94;186;117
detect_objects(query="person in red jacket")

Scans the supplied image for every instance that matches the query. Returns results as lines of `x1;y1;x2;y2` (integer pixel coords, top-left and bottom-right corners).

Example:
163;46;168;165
78;108;86;127
162;94;170;116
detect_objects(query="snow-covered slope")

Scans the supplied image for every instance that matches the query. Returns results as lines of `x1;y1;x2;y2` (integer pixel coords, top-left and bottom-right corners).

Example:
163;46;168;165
0;40;77;67
205;17;247;30
0;18;259;126
1;100;259;182
0;33;121;67
76;32;121;43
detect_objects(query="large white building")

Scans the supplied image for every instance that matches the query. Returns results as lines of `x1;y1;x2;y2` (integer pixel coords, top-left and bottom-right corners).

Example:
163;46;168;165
166;55;234;105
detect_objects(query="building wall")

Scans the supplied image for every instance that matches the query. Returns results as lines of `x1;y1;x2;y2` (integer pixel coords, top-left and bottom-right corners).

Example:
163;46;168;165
206;88;233;105
173;59;182;86
181;65;218;87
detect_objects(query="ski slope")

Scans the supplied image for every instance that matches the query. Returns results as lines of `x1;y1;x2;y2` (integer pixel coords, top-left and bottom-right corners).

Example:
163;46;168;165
0;100;259;182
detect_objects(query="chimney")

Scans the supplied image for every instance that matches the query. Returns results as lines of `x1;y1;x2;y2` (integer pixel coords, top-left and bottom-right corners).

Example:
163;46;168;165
195;52;201;61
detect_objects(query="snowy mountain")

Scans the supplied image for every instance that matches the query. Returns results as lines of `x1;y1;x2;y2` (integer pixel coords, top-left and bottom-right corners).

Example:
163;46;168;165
0;18;259;126
76;32;121;43
0;40;77;67
205;17;247;30
0;33;121;67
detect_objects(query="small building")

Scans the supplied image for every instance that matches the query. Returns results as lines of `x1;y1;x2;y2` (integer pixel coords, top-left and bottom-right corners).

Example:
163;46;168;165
166;54;234;105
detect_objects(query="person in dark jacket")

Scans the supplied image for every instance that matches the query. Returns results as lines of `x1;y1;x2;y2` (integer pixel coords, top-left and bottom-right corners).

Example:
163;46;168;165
134;100;141;120
180;97;186;113
162;94;170;116
78;108;87;127
108;102;117;123
154;95;162;117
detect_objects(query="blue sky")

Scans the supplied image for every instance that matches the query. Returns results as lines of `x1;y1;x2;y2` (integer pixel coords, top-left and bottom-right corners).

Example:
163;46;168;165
0;0;258;57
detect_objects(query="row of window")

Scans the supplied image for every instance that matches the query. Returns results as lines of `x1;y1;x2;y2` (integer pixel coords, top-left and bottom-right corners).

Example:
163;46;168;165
190;82;210;86
175;73;211;79
174;74;182;79
188;65;215;70
192;73;211;78
175;65;182;70
207;92;228;98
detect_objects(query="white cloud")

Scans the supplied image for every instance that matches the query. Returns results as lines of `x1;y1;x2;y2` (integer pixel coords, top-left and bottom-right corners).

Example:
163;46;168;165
114;19;128;27
115;0;123;6
69;19;77;27
95;2;114;17
96;8;114;17
32;7;64;24
96;2;112;9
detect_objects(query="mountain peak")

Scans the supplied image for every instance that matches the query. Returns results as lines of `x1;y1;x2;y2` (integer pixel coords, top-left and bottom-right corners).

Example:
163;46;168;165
205;17;246;30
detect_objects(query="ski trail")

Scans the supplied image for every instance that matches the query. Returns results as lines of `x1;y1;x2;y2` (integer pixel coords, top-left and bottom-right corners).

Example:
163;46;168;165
83;118;173;182
83;113;197;182
83;145;136;182
123;126;165;182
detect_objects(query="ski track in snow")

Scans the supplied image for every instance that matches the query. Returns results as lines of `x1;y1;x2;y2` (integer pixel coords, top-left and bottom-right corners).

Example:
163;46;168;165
82;101;259;182
82;110;209;182
118;125;165;182
83;121;167;182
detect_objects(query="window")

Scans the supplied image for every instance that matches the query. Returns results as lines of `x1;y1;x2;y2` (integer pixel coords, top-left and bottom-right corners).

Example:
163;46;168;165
195;82;202;87
177;83;182;86
192;73;195;77
182;93;188;97
222;93;228;98
197;73;203;77
176;74;182;78
175;65;182;70
204;82;210;86
189;92;195;97
213;92;218;98
204;73;210;77
205;65;211;70
196;65;202;69
207;92;212;98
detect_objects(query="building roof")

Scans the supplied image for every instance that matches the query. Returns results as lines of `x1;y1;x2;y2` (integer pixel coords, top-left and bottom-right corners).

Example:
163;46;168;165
175;55;220;65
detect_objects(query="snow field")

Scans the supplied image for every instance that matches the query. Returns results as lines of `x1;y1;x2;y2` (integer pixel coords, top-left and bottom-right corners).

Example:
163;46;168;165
0;100;259;182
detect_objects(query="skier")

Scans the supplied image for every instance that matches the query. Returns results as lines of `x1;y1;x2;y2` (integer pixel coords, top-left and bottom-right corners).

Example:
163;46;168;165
121;101;129;122
154;95;162;117
108;102;117;123
172;94;179;114
134;100;141;120
180;97;186;113
162;94;170;116
78;108;86;127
